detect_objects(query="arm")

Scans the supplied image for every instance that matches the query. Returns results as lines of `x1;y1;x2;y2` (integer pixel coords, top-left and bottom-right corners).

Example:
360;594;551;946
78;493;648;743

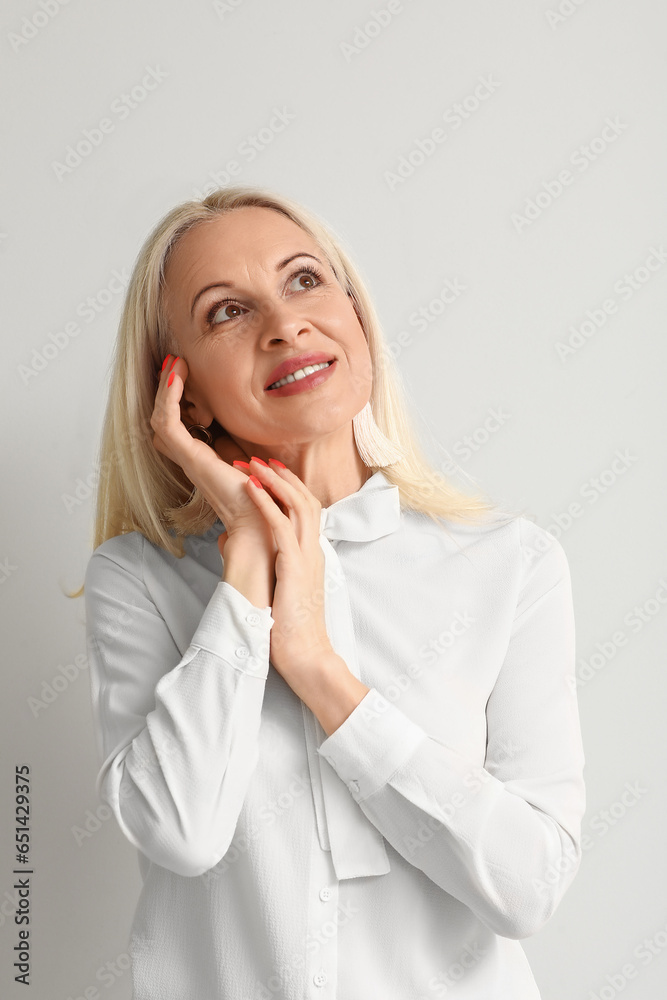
84;532;274;878
317;520;586;939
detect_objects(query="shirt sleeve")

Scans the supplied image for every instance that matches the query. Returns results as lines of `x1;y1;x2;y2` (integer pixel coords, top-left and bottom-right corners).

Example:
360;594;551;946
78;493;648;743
84;533;274;878
317;519;586;940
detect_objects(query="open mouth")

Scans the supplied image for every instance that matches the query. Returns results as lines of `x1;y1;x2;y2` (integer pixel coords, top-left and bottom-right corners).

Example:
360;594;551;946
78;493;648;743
266;359;335;392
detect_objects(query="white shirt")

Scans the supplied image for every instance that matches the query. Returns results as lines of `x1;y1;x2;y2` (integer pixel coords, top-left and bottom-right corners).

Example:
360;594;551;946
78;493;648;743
84;469;586;999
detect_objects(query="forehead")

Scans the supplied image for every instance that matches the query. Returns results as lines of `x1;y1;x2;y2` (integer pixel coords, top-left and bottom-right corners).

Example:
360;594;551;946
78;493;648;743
165;206;318;282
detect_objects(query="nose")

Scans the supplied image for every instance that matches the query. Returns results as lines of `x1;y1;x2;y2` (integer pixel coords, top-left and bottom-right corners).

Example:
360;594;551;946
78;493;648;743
257;295;313;347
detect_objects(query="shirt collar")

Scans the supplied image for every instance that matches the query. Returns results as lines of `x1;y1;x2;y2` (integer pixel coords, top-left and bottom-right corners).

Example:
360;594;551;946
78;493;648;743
319;469;402;543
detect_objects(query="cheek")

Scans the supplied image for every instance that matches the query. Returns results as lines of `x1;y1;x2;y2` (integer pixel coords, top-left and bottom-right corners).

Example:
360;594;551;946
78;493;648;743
199;355;263;427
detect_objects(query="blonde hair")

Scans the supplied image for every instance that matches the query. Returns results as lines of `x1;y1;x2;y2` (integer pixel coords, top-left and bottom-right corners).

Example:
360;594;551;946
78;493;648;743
68;185;522;598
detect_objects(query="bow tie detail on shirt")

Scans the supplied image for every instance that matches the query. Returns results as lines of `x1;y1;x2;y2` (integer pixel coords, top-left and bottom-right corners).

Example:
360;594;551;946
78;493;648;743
299;471;402;880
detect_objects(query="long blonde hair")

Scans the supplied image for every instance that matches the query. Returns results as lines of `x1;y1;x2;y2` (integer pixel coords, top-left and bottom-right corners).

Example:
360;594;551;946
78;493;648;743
69;185;521;597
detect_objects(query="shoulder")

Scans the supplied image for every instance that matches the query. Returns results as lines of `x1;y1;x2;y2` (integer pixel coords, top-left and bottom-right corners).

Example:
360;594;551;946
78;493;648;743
402;509;569;593
514;516;571;585
85;530;145;580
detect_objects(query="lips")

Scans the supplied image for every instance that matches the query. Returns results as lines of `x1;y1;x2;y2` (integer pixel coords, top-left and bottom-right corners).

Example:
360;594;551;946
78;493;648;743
264;352;336;391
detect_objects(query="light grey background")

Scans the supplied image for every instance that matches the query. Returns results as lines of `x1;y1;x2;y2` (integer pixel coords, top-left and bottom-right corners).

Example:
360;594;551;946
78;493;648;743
2;1;666;997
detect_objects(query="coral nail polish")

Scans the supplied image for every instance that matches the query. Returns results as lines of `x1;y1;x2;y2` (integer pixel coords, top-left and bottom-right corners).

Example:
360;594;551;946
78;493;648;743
233;460;250;469
248;475;264;489
250;456;269;466
268;458;286;469
169;356;180;371
167;372;174;387
161;355;171;372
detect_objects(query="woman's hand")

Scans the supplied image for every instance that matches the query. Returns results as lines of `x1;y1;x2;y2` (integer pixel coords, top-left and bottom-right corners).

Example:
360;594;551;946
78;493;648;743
242;458;336;692
149;355;281;558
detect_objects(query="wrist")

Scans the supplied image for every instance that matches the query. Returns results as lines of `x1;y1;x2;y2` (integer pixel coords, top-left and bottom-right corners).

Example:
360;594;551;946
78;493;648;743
221;539;275;609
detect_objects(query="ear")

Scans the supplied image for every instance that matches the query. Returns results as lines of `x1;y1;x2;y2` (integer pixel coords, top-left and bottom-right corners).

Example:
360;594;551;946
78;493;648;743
178;384;214;429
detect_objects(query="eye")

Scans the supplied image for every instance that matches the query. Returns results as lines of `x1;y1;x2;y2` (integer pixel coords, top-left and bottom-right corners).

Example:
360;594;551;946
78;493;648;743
205;300;248;328
288;266;323;292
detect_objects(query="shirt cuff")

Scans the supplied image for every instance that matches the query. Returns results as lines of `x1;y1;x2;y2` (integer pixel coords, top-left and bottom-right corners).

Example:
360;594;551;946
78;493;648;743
188;580;274;679
317;688;428;802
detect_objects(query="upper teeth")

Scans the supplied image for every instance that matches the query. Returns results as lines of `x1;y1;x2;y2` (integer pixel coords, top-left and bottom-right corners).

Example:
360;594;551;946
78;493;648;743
268;360;332;390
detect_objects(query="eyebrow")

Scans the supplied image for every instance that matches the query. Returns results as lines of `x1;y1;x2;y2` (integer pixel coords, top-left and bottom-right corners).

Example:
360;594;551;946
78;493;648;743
189;252;324;318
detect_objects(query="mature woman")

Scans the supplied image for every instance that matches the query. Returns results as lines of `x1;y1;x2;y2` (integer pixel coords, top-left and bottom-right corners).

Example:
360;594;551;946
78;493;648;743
82;185;586;999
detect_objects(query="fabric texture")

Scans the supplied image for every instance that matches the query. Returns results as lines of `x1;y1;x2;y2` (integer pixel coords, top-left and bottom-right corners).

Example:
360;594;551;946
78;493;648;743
84;469;586;999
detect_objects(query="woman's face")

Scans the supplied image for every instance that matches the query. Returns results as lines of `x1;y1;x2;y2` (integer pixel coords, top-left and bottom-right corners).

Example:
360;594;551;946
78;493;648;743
162;206;373;453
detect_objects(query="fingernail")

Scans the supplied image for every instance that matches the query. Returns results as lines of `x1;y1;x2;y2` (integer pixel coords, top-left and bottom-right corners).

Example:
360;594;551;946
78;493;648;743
161;355;171;371
268;458;286;469
248;474;264;489
169;355;180;371
250;456;269;466
167;372;175;387
233;460;250;469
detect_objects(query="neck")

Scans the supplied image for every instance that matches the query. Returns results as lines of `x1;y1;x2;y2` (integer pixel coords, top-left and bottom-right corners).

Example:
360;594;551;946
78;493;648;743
235;424;374;507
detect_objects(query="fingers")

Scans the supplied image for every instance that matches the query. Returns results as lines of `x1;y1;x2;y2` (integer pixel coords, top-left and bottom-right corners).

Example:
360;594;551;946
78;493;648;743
244;458;321;549
234;459;287;516
150;355;200;463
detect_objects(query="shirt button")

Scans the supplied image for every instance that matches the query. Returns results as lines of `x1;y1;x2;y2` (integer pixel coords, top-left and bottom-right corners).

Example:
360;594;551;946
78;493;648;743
235;646;249;658
246;612;260;626
319;887;332;901
313;971;327;987
348;779;360;794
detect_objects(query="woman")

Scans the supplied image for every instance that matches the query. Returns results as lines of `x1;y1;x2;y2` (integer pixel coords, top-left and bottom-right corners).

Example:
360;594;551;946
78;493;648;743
82;185;586;999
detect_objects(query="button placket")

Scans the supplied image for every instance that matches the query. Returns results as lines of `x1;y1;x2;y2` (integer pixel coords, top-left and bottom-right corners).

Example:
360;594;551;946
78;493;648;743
305;829;339;998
